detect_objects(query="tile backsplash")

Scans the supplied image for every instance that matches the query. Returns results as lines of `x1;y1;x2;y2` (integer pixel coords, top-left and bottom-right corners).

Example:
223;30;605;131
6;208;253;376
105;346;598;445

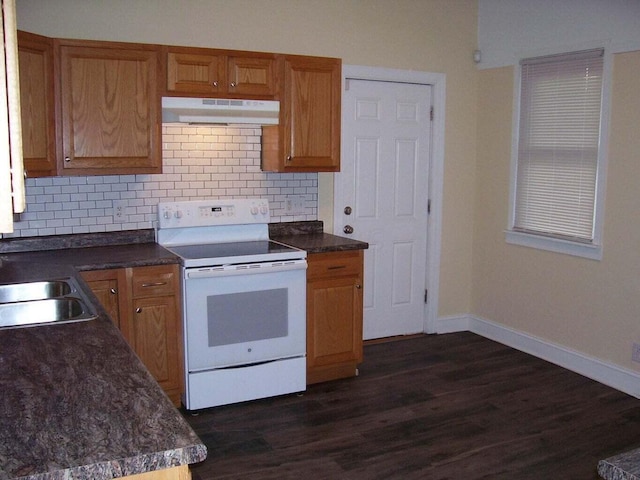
7;125;318;238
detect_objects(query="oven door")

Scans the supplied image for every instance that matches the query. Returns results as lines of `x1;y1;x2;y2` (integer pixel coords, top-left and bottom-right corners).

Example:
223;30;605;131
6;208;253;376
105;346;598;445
183;259;306;371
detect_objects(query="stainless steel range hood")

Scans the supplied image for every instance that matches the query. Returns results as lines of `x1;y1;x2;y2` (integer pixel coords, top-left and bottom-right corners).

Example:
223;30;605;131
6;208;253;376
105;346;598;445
162;97;280;125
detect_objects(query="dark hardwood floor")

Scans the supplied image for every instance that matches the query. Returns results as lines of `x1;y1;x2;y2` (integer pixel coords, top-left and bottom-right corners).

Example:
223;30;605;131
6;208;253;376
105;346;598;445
182;332;640;479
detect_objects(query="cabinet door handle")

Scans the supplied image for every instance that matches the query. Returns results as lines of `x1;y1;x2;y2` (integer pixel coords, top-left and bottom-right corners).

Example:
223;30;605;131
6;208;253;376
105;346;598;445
212;80;218;87
356;284;362;289
141;281;167;288
64;156;71;163
109;288;117;294
230;81;237;88
136;307;142;314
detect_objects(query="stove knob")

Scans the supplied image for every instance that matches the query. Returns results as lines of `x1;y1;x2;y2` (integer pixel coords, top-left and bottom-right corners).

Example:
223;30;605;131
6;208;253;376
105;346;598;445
260;205;268;215
163;210;171;219
250;206;259;215
174;210;183;219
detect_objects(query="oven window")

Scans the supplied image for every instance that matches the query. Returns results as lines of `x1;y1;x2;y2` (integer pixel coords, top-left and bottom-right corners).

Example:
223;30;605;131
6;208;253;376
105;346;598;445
206;288;288;347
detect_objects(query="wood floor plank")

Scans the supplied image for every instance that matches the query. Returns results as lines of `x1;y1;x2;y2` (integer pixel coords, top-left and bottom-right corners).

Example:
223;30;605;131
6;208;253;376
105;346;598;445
183;333;640;479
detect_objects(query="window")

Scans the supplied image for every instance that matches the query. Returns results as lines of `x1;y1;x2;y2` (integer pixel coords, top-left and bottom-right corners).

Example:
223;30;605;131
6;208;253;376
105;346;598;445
507;48;607;260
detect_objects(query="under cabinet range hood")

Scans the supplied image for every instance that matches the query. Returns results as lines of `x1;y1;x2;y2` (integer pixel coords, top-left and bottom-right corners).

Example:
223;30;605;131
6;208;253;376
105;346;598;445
162;97;280;125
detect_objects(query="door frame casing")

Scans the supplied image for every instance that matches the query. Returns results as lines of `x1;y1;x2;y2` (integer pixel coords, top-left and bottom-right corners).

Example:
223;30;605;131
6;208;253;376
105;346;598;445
335;65;445;334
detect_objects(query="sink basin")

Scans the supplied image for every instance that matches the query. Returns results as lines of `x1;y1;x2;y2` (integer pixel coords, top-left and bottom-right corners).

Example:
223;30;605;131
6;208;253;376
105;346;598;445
0;297;96;329
0;280;72;303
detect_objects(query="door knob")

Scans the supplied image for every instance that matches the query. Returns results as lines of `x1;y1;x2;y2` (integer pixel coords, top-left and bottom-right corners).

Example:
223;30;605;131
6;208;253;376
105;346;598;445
344;206;352;215
343;225;354;234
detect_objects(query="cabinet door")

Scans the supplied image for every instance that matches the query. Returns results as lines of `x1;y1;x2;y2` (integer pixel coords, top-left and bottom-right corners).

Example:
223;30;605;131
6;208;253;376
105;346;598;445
307;276;362;368
18;31;55;177
81;269;128;329
131;294;181;397
167;51;222;94
282;55;341;171
130;264;182;405
58;42;161;175
227;56;277;97
306;250;363;384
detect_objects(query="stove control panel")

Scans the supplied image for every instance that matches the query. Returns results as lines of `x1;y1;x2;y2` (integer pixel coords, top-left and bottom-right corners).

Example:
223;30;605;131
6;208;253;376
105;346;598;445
157;198;270;228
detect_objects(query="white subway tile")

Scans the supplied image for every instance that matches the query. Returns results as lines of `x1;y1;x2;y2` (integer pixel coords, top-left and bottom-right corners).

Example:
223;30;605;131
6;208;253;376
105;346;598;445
12;125;318;237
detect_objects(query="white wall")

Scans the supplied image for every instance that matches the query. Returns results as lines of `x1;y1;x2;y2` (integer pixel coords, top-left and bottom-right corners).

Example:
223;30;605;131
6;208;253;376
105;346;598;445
15;0;480;318
478;0;640;69
474;1;640;382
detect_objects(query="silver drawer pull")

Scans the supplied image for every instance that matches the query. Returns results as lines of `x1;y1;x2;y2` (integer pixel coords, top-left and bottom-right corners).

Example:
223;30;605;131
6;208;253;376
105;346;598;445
141;281;167;288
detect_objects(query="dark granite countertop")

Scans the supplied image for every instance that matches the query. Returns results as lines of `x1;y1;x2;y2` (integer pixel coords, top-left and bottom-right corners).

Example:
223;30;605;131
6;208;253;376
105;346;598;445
269;221;369;253
599;448;640;479
0;231;205;480
0;222;362;479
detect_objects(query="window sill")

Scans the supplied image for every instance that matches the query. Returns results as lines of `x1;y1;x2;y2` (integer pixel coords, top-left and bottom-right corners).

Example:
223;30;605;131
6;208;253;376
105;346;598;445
504;230;602;260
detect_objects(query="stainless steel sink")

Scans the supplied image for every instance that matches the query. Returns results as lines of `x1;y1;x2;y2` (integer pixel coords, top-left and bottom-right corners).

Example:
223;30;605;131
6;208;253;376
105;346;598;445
0;277;98;329
0;298;96;328
0;280;72;303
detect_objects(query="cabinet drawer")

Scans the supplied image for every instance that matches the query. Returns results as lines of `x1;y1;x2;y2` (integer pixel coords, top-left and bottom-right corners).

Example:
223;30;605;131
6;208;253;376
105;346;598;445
307;250;362;280
131;265;178;298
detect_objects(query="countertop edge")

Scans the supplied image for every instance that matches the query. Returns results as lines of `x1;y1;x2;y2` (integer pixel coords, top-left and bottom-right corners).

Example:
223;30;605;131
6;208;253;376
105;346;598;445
599;449;640;480
272;232;369;254
21;443;207;480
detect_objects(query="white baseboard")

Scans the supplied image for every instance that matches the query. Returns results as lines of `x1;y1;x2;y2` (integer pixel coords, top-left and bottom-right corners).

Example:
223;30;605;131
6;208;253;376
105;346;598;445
434;314;640;399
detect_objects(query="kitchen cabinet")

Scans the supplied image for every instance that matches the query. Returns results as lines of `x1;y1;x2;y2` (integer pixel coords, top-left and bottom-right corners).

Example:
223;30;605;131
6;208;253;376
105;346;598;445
17;30;56;177
57;39;161;175
81;264;183;406
122;465;190;480
261;55;341;172
129;265;182;405
306;249;363;384
165;47;278;98
80;268;128;329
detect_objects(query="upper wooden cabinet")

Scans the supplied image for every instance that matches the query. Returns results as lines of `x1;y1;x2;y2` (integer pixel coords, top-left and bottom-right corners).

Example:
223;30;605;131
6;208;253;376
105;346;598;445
18;31;56;177
261;55;341;172
16;31;341;176
165;47;278;98
57;39;162;175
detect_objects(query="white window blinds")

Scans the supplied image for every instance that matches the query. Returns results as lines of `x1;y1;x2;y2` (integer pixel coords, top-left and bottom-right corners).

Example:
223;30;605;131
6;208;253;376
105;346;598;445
514;49;604;242
0;0;25;234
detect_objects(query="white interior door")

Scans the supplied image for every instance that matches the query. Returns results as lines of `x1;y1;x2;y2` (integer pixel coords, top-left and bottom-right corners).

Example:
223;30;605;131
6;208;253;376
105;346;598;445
336;78;433;340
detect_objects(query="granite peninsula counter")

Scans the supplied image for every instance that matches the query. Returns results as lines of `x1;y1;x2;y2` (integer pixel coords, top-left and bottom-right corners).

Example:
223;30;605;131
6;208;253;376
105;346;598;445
0;231;206;480
0;222;364;479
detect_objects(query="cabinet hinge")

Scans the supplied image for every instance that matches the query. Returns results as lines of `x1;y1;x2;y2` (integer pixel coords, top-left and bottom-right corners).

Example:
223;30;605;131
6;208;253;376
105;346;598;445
430;106;434;122
424;289;428;304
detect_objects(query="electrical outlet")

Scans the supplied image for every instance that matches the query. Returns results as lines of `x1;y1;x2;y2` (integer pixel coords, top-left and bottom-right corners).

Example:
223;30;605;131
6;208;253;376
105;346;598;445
285;195;306;215
113;200;126;223
632;343;640;364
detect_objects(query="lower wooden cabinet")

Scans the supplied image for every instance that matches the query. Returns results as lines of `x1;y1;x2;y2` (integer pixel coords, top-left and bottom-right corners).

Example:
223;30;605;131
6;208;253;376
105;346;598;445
306;250;363;384
121;465;190;480
81;264;183;406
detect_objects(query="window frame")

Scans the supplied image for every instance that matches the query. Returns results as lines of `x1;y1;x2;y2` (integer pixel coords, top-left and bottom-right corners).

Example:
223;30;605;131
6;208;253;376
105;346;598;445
506;46;612;261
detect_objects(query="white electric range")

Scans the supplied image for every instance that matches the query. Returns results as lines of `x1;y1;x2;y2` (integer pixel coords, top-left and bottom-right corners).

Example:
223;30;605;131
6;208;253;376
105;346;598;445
157;198;307;410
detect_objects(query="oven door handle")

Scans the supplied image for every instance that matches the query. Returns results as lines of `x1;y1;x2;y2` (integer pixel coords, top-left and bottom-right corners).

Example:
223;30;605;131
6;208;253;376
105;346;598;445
185;259;307;279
